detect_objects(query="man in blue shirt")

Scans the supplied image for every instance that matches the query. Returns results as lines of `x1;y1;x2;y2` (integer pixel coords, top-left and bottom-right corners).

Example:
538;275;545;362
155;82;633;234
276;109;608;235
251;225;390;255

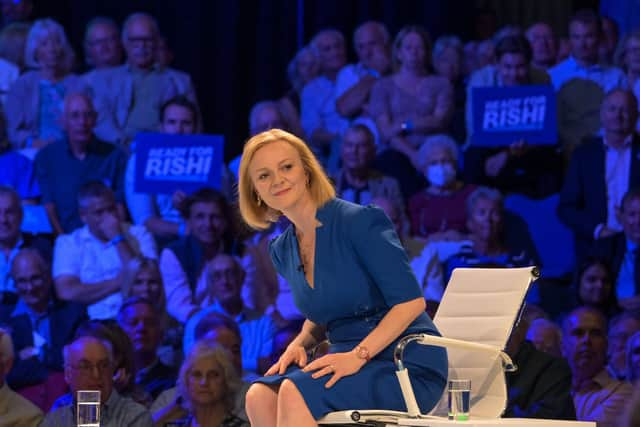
34;93;126;235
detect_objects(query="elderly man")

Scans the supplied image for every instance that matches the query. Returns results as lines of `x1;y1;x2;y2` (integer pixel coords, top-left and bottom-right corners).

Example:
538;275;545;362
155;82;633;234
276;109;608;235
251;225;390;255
34;93;127;235
41;335;152;426
525;22;557;70
1;249;86;411
53;181;156;320
549;9;625;92
83;17;123;71
117;297;176;400
87;12;199;146
335;21;391;119
182;254;276;377
0;328;43;426
0;186;51;301
559;89;640;260
606;312;640;379
562;306;633;426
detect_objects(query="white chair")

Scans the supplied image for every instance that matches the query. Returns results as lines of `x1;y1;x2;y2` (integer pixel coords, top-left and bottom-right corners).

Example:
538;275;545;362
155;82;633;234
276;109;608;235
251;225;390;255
319;267;594;427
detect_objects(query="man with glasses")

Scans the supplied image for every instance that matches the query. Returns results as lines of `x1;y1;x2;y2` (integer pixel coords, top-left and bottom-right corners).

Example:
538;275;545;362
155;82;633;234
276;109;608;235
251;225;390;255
182;254;276;378
52;181;156;320
34;93;127;235
41;335;152;426
86;12;199;146
0;249;86;411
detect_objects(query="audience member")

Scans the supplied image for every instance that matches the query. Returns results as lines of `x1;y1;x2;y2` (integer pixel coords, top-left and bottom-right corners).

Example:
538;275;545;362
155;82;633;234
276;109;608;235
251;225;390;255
571;257;618;318
606;311;640;380
1;249;86;411
525;22;557;70
549;9;626;92
626;330;640;383
0;327;43;426
0;141;40;202
0;21;30;71
525;317;562;357
87;12;199;146
464;34;562;198
52;181;157;320
300;29;349;172
614;30;640;91
0;186;51;299
83;16;123;71
561;306;633;426
41;335;152;426
0;0;33;30
35;93;127;234
281;45;319;128
503;314;575;419
559;89;640;260
335;21;391;120
432;35;466;143
6;18;86;150
0;49;17;106
331;124;403;207
159;188;242;323
408;134;475;239
599;16;619;65
370;195;423;260
117;297;177;400
183;254;276;376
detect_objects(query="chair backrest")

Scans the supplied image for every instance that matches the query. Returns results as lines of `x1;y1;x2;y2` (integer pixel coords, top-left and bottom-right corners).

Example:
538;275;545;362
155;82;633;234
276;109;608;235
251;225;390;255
429;267;536;418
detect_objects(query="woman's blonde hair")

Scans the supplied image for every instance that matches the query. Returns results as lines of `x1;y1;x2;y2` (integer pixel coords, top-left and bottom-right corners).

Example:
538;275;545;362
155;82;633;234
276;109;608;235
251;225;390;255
177;341;241;412
24;18;75;73
238;128;335;230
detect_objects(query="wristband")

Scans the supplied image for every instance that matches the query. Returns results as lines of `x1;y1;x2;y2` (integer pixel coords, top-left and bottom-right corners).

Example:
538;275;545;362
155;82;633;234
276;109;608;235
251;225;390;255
109;234;125;246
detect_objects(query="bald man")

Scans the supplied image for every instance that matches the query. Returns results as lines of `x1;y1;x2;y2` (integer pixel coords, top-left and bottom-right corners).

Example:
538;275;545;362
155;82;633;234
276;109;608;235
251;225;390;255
34;93;127;234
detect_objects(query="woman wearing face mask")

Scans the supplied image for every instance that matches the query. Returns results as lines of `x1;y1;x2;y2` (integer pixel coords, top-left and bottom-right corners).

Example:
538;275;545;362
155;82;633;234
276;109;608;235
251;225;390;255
408;134;476;239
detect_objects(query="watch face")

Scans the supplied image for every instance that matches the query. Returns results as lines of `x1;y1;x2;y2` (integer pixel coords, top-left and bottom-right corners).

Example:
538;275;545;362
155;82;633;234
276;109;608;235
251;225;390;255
357;346;369;359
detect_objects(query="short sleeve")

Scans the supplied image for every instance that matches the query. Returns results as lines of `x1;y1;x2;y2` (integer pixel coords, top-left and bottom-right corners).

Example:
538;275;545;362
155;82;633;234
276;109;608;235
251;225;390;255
350;205;422;306
52;234;82;278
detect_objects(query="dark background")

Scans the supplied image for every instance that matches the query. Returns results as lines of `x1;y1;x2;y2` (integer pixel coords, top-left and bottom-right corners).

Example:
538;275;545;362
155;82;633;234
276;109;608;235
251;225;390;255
29;0;598;160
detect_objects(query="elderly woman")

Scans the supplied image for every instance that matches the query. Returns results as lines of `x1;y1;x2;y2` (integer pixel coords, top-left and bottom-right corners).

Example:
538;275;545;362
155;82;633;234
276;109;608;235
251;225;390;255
369;25;454;167
171;341;248;427
408;134;476;239
626;331;640;385
432;35;466;143
6;18;86;150
444;186;538;282
282;45;320;115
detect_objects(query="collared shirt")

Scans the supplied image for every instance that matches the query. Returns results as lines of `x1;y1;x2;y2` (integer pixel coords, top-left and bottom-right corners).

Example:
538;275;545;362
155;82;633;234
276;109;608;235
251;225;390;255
11;298;51;360
603;134;632;231
183;301;276;373
335;62;379;99
34;138;127;233
548;56;627;92
0;236;24;293
42;389;152;427
52;224;157;319
0;382;43;427
572;369;633;427
616;238;638;299
301;75;350;138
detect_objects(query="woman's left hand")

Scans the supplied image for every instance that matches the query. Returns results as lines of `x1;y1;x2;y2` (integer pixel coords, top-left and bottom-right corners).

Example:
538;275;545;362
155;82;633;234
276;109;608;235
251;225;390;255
302;350;367;388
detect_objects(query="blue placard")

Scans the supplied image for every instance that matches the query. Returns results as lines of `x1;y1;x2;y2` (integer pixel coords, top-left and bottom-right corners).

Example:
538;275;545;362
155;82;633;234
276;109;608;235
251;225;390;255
134;132;224;194
471;85;557;147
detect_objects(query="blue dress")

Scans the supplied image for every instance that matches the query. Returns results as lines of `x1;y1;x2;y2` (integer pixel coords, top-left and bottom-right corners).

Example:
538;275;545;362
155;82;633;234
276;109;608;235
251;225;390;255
256;198;447;418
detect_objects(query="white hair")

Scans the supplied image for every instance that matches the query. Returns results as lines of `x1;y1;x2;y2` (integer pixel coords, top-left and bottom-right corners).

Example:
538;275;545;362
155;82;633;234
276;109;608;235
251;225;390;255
310;29;345;58
24;18;75;72
432;35;463;63
121;12;160;44
417;134;459;170
354;21;390;48
63;336;114;367
0;327;14;362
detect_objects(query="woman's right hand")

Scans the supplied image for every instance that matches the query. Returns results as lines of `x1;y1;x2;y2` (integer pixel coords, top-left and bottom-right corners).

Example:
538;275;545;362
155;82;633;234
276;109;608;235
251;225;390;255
265;344;308;376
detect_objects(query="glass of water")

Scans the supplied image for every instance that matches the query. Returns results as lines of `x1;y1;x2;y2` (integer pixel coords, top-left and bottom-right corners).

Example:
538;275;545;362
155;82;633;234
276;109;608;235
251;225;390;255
448;379;471;421
77;390;101;427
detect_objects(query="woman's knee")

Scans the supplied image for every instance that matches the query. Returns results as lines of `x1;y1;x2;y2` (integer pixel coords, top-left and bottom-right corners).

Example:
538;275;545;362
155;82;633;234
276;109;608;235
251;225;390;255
278;379;304;408
245;383;278;414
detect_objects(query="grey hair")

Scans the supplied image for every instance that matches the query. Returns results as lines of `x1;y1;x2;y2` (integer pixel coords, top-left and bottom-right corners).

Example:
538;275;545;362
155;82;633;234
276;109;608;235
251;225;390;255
465;186;503;218
10;248;49;279
63;336;114;367
353;21;390;49
310;29;345;58
24;18;75;72
121;12;159;44
0;327;14;362
526;318;562;342
286;45;319;92
432;35;463;64
416;134;459;170
248;100;286;133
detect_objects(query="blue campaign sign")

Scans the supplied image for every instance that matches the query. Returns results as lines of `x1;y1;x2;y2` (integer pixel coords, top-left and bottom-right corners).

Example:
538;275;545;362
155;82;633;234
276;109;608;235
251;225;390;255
471;85;557;147
134;132;224;194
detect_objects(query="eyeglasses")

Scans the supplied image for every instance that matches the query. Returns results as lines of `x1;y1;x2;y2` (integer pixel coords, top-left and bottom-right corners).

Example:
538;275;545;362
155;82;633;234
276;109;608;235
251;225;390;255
14;274;47;288
69;360;112;376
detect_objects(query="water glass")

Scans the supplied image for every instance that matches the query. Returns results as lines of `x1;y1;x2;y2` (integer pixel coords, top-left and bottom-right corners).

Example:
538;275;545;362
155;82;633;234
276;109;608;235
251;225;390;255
77;390;101;427
448;379;471;421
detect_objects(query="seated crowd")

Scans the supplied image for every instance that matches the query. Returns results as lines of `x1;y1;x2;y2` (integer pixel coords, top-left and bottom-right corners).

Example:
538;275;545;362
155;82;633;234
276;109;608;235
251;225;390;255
1;3;640;426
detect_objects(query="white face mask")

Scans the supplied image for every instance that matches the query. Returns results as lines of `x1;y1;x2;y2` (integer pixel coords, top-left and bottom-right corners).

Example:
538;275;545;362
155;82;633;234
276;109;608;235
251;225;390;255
426;163;456;187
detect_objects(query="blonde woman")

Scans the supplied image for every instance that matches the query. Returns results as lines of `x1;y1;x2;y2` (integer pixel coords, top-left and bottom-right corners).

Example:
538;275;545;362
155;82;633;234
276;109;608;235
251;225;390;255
238;129;447;427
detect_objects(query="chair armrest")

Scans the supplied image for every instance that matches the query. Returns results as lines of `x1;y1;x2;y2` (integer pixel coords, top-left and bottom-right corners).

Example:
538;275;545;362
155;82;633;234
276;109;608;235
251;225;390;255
418;334;515;371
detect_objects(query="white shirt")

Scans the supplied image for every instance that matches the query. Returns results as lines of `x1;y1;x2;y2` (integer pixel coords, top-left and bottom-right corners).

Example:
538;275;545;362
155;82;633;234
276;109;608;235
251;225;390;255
548;56;626;92
53;224;157;319
603;135;632;232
